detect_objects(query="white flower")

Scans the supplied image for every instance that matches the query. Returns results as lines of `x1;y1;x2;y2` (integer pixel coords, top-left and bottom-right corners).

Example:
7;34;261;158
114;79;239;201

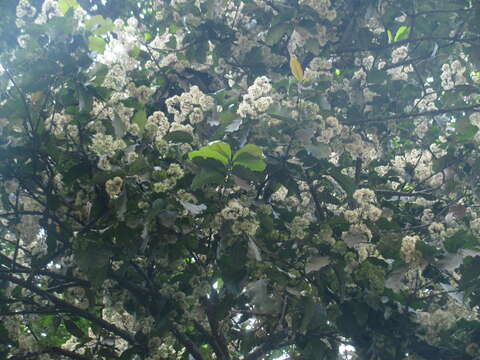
105;177;123;199
401;235;419;264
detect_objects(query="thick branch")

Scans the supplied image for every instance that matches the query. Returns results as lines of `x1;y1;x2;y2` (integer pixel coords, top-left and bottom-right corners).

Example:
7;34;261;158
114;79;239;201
0;272;137;345
171;327;205;360
244;331;289;360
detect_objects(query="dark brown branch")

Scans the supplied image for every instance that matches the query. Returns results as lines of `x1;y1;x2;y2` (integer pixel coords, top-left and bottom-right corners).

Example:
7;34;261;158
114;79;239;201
200;297;231;360
171;327;205;360
244;331;289;360
0;272;137;345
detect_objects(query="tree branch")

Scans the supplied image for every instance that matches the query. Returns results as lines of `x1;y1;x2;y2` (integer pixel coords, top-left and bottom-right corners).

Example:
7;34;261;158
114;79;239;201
0;272;137;345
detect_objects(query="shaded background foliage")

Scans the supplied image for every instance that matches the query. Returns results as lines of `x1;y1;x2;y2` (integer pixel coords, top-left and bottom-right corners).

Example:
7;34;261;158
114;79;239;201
1;0;480;359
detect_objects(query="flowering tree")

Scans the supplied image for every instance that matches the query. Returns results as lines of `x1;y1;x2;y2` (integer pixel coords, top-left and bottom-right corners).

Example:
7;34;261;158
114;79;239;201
1;0;480;359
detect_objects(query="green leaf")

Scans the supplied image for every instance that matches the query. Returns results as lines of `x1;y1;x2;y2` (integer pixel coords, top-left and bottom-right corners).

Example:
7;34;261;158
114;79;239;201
233;156;266;171
457;123;478;142
329;168;356;196
305;143;330;160
265;23;293;46
300;297;315;334
85;15;114;35
233;144;263;161
132;108;147;131
164;130;193;143
58;0;79;15
88;36;106;54
394;26;410;42
63;319;86;339
444;230;476;253
233;144;266;171
416;241;441;258
191;170;225;189
387;29;393;43
189;141;232;166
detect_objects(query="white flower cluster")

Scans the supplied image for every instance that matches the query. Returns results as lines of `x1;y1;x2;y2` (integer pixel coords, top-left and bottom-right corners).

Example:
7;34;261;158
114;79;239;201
146;30;186;70
105;177;123;199
391;46;409;64
469;112;480;142
401;235;419;264
428;222;445;239
414;88;438;112
237;76;273;118
415;308;457;344
153;163;185;193
219;199;259;237
166;86;214;125
304;57;333;82
343;132;380;162
470;217;480;234
391;149;442;187
45;113;77;140
127;83;155;104
289;216;311;239
316;116;345;144
37;0;61;23
271;185;289;202
137;111;170;140
441;60;467;90
343;189;382;224
16;0;36;19
299;0;336;21
98;18;138;72
221;199;250;220
89;133;127;159
387;64;413;81
231;219;260;237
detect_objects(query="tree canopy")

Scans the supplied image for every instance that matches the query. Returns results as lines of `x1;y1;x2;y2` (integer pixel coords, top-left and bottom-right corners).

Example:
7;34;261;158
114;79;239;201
1;0;480;359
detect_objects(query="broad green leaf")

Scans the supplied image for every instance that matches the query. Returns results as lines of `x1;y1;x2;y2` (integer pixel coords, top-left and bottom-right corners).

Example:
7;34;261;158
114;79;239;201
58;0;79;15
191;170;225;189
265;23;293;46
394;26;410;42
444;230;477;253
88;36;106;54
305;143;330;159
305;256;330;274
233;156;266;171
233;144;263;161
208;141;232;160
189;141;232;166
233;144;266;171
85;15;114;35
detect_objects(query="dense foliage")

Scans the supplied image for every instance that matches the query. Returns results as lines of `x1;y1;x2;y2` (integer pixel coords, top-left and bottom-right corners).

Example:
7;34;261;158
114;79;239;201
1;0;480;359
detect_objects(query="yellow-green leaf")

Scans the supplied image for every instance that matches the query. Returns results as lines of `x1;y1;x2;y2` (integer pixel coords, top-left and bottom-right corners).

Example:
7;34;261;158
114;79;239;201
88;36;106;54
58;0;80;15
387;29;393;44
394;26;410;42
290;56;304;82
